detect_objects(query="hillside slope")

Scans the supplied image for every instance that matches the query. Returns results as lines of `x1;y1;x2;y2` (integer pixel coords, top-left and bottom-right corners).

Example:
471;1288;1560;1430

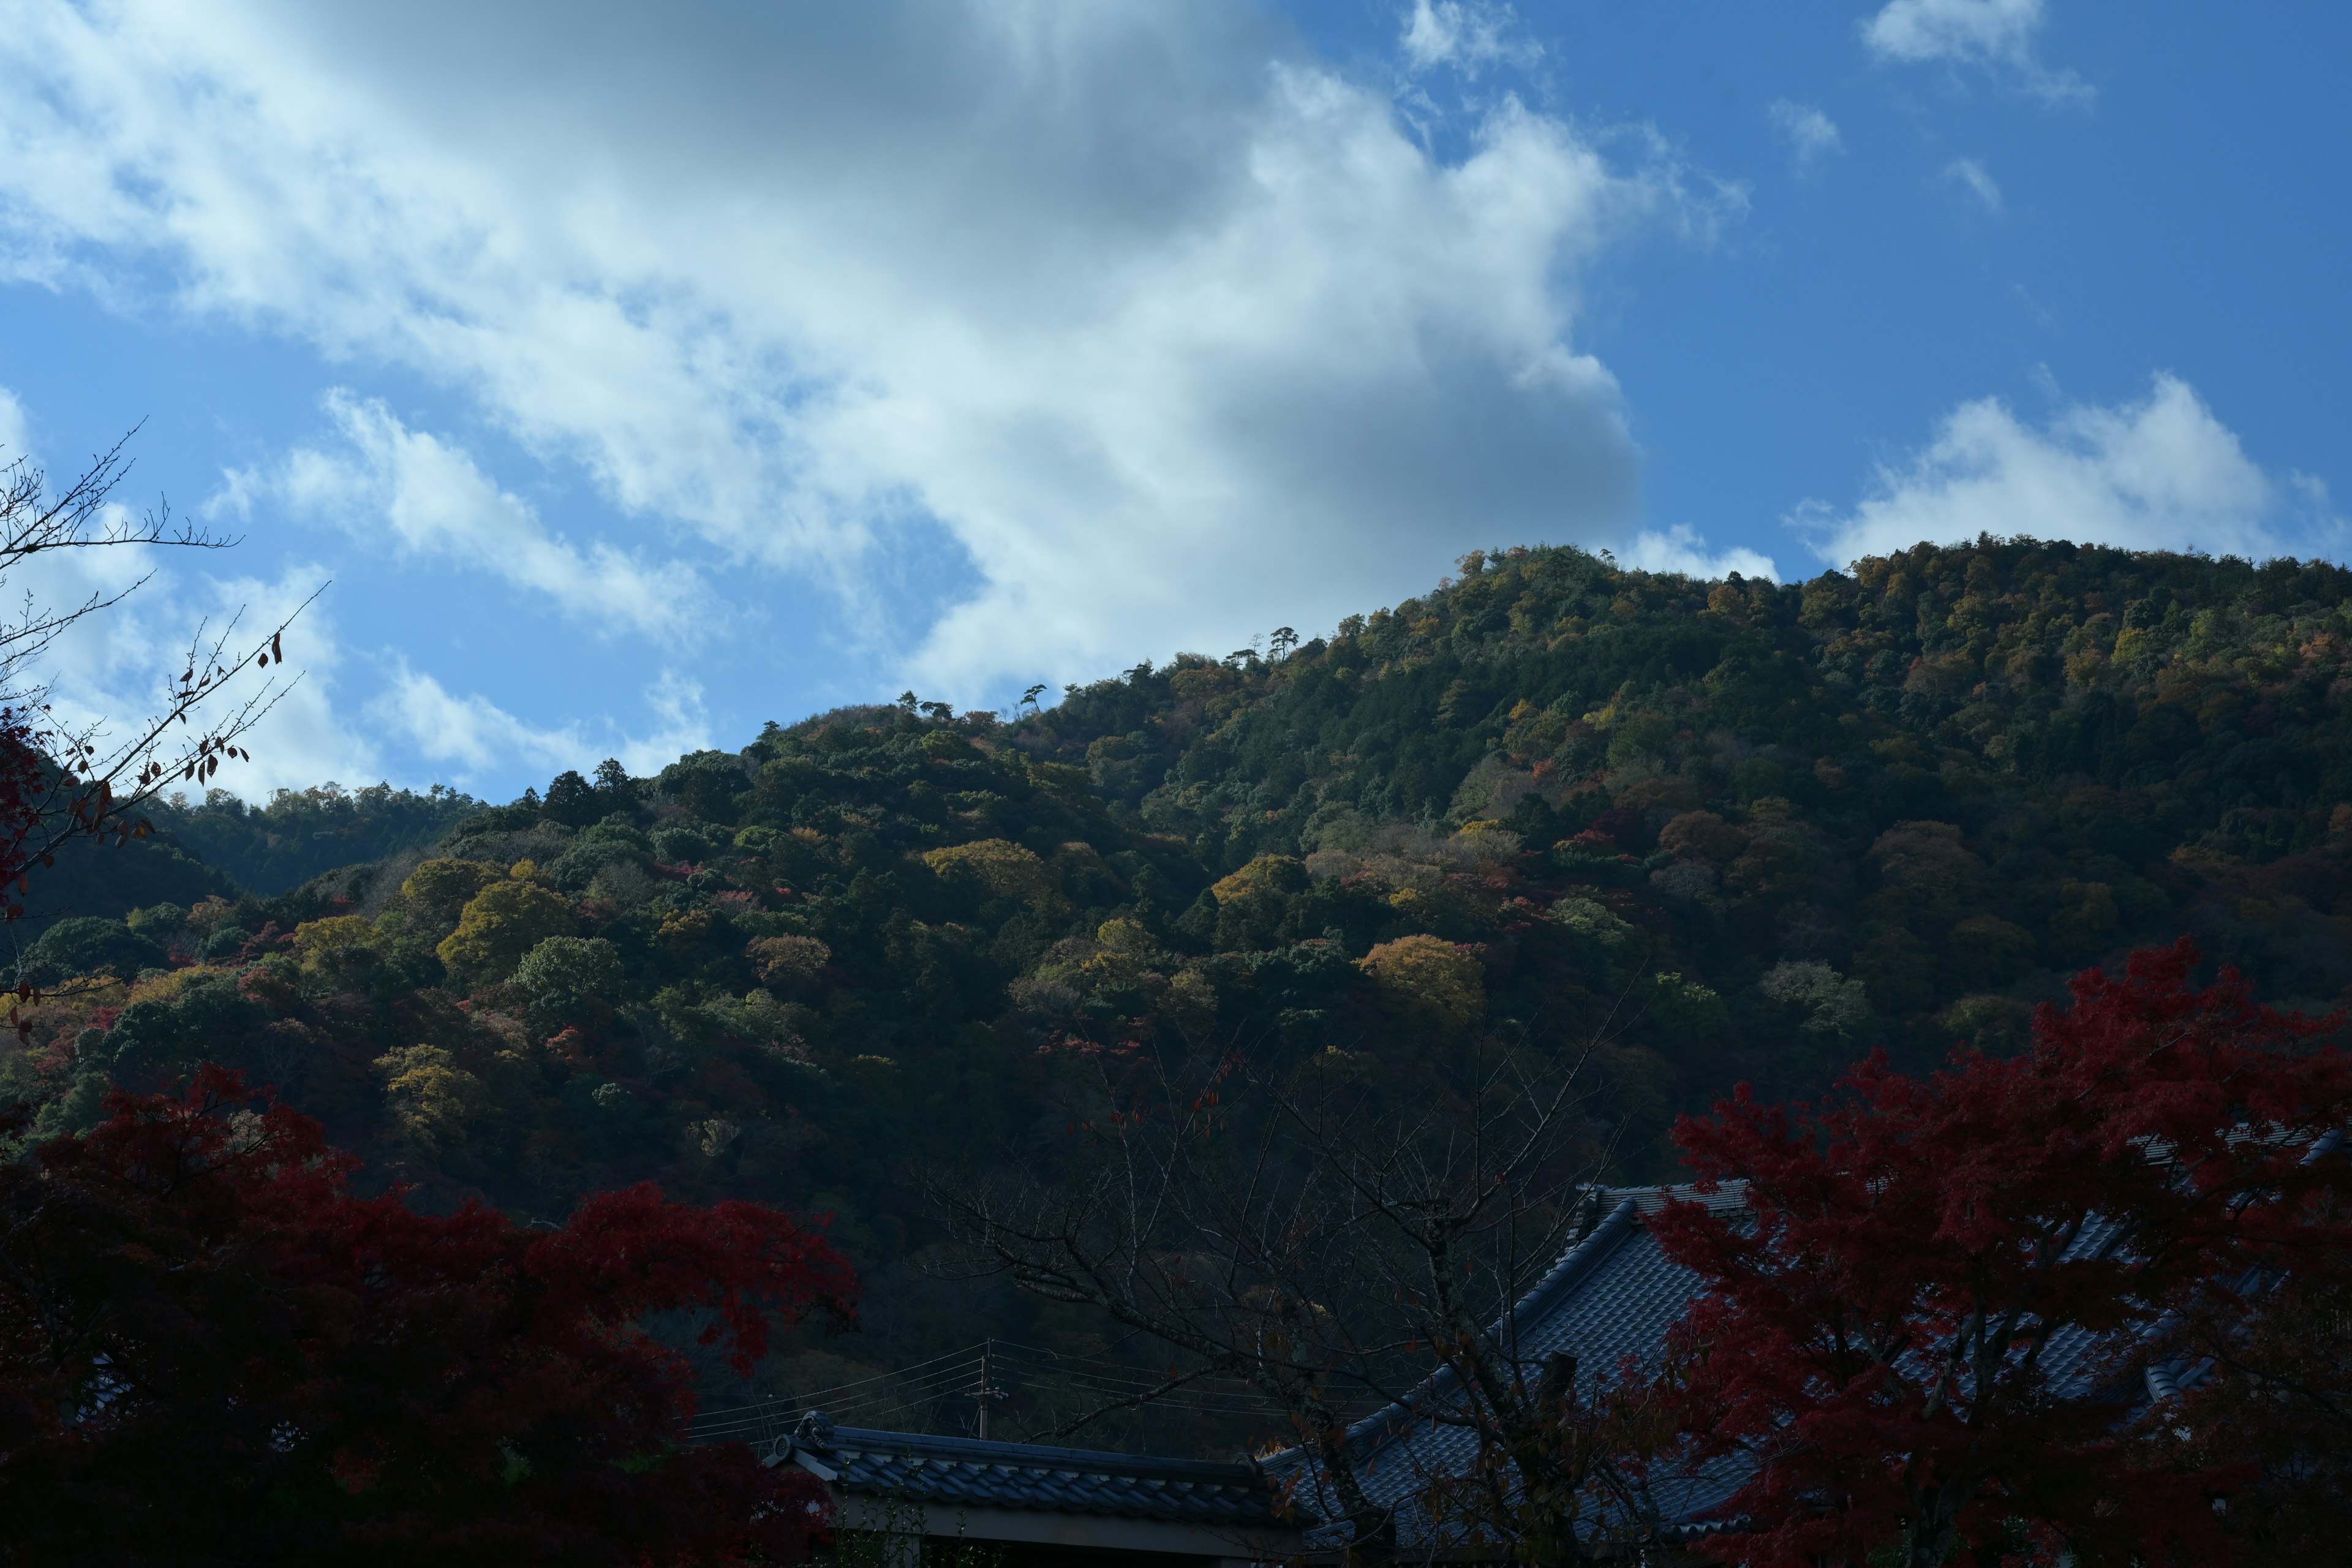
153;783;484;894
1025;538;2352;1056
7;537;2351;1433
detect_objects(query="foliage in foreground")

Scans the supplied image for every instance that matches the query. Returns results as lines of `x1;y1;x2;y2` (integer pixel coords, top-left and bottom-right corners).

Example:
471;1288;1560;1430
1658;941;2352;1567
0;1067;854;1566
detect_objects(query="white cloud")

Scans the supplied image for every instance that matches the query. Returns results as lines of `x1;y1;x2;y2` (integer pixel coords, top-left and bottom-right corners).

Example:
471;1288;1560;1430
367;662;583;780
0;381;709;802
0;385;28;466
1860;0;2089;104
367;662;712;788
1864;0;2038;62
220;392;713;644
1400;0;1542;76
1942;156;2003;213
1766;100;1844;169
619;671;715;779
1624;524;1779;582
1795;374;2342;565
208;580;387;799
0;393;376;798
15;544;386;802
0;1;1719;703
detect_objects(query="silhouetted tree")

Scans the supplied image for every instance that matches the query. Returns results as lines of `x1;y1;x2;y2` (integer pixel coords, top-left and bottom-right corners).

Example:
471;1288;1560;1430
938;1021;1665;1564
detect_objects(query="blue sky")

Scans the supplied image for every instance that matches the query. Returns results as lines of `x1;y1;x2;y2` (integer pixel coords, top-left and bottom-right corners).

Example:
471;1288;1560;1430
0;0;2343;803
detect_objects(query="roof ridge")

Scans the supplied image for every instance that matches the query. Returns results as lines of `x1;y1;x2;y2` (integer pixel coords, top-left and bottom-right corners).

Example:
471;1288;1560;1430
825;1424;1266;1481
1603;1177;1750;1215
1506;1195;1645;1329
1325;1195;1646;1464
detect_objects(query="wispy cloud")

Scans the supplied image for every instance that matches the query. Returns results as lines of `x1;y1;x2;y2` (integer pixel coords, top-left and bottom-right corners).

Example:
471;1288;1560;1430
217;393;714;644
1860;0;2090;104
1624;524;1779;582
619;671;715;778
0;385;29;466
0;388;368;798
1400;0;1542;77
1793;374;2342;565
1941;157;2004;213
17;548;383;802
1766;100;1845;171
368;662;584;778
367;661;714;788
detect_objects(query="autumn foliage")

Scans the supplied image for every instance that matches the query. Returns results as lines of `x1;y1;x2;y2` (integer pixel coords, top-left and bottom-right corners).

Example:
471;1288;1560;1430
0;1067;856;1566
1654;941;2352;1567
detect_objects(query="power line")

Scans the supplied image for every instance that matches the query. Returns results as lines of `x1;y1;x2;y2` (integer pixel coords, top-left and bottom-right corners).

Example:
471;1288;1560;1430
688;1336;1376;1447
694;1346;987;1425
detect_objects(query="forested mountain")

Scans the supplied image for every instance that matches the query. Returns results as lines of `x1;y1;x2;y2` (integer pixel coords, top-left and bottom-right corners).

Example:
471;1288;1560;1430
7;536;2352;1439
0;783;479;973
153;782;484;894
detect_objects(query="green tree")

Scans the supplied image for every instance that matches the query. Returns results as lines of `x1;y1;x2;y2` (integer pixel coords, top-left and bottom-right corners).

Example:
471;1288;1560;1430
513;935;625;1028
23;917;165;984
658;750;748;823
541;769;601;828
746;934;830;997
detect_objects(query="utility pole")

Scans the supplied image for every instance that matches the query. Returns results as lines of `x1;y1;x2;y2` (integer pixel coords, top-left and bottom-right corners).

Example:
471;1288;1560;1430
974;1339;1001;1440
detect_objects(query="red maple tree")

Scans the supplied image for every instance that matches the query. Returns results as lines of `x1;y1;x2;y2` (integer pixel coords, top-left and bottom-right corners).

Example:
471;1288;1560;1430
1653;941;2352;1568
0;1066;856;1566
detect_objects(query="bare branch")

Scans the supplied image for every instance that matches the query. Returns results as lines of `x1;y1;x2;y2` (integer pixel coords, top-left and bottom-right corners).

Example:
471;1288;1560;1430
0;429;318;941
932;994;1664;1562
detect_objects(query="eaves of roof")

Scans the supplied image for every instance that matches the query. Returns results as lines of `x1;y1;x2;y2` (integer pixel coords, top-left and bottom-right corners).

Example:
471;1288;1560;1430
796;1423;1289;1526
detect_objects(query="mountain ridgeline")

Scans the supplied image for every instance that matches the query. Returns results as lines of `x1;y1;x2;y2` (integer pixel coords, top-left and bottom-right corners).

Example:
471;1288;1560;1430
8;536;2352;1422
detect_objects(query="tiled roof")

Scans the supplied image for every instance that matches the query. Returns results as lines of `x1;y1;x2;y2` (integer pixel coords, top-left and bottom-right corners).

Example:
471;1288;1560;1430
777;1415;1289;1526
1276;1191;1751;1545
1276;1177;2276;1550
693;1150;2325;1548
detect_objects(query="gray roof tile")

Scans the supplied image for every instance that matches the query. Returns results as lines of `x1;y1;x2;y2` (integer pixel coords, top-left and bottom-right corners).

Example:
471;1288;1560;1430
1275;1183;2228;1549
1276;1196;1752;1544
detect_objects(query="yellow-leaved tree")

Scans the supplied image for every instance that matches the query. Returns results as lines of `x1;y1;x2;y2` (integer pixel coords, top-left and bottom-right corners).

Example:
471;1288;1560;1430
401;859;505;925
921;839;1050;903
436;881;574;985
293;914;380;990
1208;853;1308;905
1359;934;1485;1036
372;1043;489;1153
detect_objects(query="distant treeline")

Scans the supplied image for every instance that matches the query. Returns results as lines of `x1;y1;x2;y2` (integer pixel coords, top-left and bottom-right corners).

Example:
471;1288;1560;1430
156;783;484;894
